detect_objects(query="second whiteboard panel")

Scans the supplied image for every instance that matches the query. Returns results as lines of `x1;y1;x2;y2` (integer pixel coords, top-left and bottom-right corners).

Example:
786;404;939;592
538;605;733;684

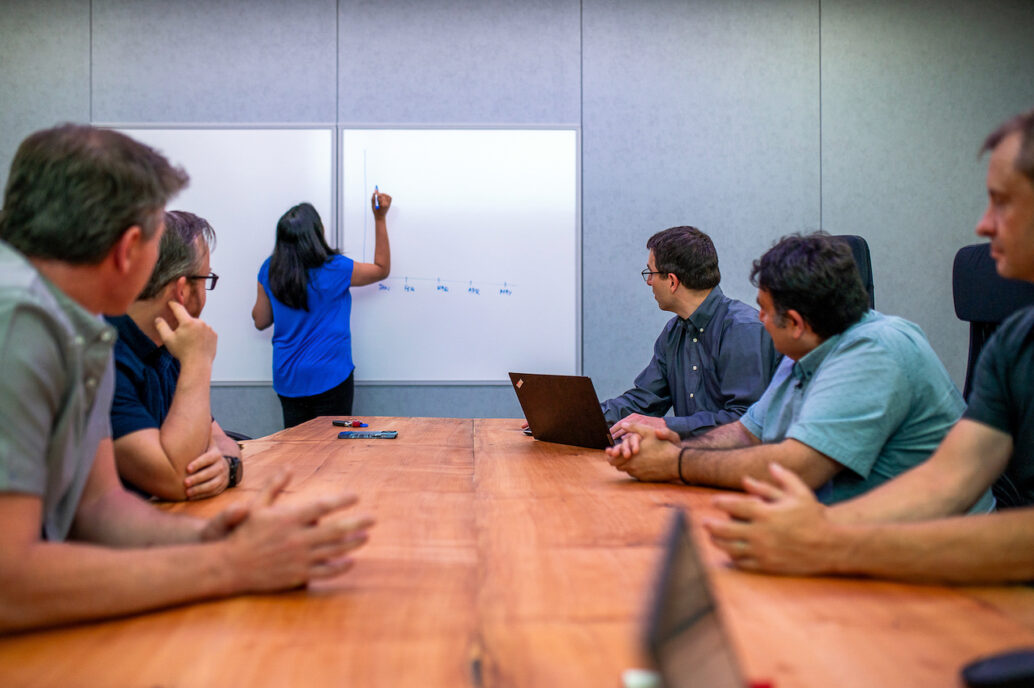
342;129;579;383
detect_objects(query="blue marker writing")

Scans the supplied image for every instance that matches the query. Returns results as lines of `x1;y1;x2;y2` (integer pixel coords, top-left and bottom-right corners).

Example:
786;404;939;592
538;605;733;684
374;185;380;209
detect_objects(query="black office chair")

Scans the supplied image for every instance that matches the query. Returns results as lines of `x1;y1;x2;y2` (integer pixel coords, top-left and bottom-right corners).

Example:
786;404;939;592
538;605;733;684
953;242;1034;400
832;234;875;309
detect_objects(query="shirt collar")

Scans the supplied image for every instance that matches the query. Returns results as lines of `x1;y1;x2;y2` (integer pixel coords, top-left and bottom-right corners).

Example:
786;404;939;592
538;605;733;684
790;311;874;385
683;285;725;332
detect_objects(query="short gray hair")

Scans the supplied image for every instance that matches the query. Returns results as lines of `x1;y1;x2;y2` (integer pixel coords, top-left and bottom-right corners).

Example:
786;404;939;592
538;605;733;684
136;210;215;300
0;124;188;263
982;108;1034;184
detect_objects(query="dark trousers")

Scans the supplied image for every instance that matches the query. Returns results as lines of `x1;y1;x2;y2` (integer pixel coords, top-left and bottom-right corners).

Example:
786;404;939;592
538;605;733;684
278;371;355;429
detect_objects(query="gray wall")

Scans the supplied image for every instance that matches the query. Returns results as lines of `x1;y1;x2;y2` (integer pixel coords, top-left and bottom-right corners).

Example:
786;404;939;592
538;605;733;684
2;0;1032;438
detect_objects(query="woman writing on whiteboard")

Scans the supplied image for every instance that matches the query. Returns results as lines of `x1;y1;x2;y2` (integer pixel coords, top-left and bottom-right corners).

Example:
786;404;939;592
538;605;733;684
251;191;391;427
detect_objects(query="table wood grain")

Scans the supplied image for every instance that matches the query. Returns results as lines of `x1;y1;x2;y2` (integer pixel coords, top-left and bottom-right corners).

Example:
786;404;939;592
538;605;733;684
1;417;1032;687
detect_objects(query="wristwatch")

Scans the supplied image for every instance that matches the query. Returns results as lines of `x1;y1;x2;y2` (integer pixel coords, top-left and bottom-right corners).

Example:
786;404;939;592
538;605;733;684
223;455;242;488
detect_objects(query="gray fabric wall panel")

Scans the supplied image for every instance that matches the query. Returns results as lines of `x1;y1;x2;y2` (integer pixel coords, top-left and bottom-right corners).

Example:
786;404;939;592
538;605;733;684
0;0;91;193
2;0;1033;439
91;0;338;123
338;0;581;124
821;0;1034;387
581;0;820;402
212;384;523;438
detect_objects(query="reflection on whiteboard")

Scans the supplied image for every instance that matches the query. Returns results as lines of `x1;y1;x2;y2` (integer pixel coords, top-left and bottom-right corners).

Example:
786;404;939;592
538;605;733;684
116;128;333;383
342;129;579;383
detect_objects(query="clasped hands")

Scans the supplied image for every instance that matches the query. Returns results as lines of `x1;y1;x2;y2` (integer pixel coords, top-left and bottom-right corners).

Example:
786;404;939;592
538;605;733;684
605;417;683;482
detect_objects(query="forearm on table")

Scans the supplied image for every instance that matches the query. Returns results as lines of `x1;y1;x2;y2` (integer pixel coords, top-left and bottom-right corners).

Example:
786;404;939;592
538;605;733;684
823;510;1034;584
680;437;833;490
0;537;236;633
682;421;759;450
667;407;749;438
71;483;207;547
603;392;669;424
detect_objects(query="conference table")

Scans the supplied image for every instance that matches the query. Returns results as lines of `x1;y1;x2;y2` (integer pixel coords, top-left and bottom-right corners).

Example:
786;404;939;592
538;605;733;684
2;417;1034;687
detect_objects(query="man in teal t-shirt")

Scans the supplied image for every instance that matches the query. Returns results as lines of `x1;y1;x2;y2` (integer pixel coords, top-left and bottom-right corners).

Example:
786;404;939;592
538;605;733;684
605;233;989;509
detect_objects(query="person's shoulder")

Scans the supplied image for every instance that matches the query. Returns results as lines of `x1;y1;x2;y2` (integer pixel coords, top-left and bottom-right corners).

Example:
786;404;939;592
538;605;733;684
843;311;924;342
715;293;762;328
837;311;944;368
996;304;1034;339
329;253;353;269
0;250;64;332
983;305;1034;358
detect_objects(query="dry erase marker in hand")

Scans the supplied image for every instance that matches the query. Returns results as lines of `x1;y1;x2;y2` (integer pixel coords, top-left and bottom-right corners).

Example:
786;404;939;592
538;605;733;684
374;185;380;209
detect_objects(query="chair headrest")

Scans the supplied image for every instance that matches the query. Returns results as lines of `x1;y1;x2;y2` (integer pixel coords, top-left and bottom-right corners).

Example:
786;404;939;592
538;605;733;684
953;243;1034;322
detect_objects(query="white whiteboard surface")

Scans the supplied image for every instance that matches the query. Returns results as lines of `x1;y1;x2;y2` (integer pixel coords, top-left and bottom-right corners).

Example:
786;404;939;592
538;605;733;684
116;128;333;383
342;129;579;383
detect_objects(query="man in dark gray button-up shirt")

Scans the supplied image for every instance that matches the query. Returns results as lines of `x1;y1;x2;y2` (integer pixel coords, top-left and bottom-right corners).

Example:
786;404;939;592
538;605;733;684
602;226;780;439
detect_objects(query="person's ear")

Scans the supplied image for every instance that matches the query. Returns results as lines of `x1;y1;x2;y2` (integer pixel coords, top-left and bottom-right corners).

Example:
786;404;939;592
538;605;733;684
784;309;808;338
171;275;190;305
667;272;680;293
111;226;144;276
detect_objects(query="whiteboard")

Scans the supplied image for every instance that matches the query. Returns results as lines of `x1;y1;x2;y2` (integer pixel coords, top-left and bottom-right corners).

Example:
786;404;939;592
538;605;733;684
115;128;333;383
341;129;579;383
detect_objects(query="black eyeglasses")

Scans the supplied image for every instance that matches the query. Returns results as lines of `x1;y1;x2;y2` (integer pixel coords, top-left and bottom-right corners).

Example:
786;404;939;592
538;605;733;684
188;272;220;291
641;268;666;283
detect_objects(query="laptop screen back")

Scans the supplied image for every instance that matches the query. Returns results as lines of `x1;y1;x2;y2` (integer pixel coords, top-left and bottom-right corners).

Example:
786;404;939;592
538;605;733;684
644;509;744;688
509;372;615;449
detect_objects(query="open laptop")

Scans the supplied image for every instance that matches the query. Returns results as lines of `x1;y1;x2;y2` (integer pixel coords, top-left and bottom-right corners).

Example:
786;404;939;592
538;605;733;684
508;372;616;449
643;509;745;688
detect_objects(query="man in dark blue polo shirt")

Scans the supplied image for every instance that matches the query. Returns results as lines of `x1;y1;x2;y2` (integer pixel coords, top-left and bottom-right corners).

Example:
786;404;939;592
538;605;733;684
107;210;242;501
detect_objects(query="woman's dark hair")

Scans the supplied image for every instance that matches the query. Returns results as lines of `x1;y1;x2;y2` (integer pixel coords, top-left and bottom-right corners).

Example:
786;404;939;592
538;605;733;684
269;202;336;311
750;233;869;339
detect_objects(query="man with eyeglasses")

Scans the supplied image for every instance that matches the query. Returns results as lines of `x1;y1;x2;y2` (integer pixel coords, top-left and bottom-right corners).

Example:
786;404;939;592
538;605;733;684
106;209;242;500
601;226;780;440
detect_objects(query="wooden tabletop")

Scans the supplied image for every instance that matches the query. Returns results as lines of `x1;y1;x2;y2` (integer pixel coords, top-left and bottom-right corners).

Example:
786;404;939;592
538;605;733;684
2;417;1033;687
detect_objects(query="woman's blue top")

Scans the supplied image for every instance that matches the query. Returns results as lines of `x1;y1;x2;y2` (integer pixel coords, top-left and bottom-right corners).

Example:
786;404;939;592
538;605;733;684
257;254;355;397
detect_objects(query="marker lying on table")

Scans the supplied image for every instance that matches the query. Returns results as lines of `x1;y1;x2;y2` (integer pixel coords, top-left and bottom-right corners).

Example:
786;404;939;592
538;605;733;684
333;419;368;428
339;430;398;439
